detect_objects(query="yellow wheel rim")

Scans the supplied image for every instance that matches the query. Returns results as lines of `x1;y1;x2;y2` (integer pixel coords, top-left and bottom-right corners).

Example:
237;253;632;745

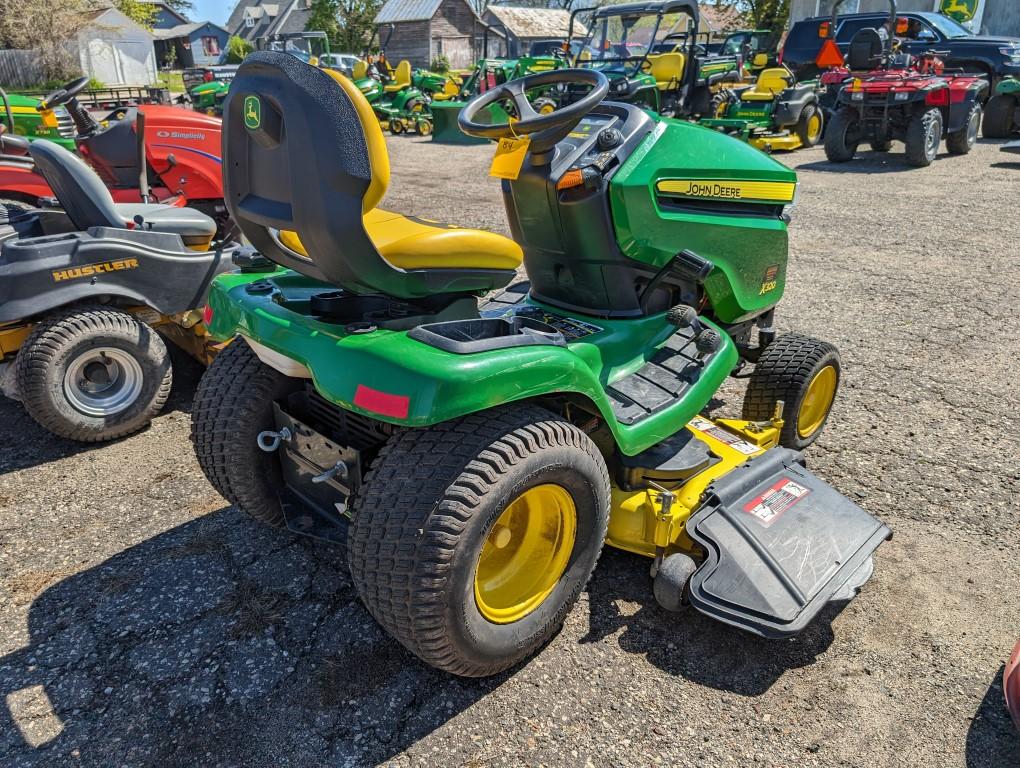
798;365;837;438
539;102;555;115
807;113;822;142
474;484;577;624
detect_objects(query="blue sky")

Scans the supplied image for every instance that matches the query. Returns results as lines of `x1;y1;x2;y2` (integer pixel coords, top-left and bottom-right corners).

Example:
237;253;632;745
188;0;235;27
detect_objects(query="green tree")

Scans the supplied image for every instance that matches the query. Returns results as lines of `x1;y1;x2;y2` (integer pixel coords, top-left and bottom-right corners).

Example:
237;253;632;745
116;0;158;29
711;0;790;31
307;0;342;46
336;0;383;53
225;35;255;63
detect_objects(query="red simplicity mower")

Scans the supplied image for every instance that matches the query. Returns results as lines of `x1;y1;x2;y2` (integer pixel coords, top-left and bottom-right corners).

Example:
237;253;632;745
0;77;230;235
819;0;987;168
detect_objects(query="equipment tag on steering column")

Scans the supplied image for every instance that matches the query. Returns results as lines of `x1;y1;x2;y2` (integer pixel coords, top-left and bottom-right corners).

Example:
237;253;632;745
489;136;530;180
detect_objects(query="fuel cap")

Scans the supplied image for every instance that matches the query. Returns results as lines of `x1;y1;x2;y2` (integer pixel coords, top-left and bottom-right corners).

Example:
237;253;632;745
596;128;623;150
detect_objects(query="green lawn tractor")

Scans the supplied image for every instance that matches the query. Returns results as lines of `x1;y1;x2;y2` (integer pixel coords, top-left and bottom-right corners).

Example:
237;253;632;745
353;60;432;135
0;88;77;151
430;56;562;144
563;0;742;119
182;66;239;116
191;53;890;677
698;67;824;153
983;77;1020;139
716;29;782;79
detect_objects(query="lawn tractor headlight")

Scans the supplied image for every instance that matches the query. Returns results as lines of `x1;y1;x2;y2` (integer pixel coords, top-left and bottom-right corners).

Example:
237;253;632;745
851;91;864;101
614;79;629;94
894;91;909;101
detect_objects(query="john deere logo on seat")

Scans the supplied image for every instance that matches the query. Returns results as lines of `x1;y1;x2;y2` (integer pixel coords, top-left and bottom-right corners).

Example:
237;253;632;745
244;95;261;130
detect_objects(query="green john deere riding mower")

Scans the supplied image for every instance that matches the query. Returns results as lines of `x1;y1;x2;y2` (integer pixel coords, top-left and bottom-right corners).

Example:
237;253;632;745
698;66;825;153
1;88;77;151
563;0;741;119
192;53;890;677
983;77;1020;139
430;55;563;144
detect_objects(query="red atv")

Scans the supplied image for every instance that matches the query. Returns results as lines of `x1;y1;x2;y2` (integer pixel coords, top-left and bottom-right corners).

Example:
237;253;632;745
819;0;987;168
0;77;230;234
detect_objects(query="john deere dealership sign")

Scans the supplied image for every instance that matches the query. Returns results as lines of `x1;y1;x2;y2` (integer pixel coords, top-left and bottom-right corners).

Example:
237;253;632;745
940;0;983;28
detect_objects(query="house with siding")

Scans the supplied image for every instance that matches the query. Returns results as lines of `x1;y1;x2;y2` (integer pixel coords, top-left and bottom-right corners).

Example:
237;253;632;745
226;0;315;44
374;0;503;69
153;22;230;68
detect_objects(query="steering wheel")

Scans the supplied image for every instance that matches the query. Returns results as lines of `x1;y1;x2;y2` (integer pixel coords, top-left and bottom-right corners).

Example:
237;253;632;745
39;76;90;110
459;69;609;150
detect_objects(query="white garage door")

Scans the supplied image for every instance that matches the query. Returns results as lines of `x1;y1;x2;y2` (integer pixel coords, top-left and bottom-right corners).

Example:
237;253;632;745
85;38;155;85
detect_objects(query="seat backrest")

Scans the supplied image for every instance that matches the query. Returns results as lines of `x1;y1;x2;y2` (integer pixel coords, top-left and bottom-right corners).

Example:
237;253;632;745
755;67;792;94
848;28;883;71
646;52;686;86
226;51;439;295
352;59;367;79
27;140;123;230
392;60;412;89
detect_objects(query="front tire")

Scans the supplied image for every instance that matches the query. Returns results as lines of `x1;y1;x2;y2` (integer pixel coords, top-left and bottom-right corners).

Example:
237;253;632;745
15;306;172;442
795;103;824;147
349;405;611;677
824;108;860;162
982;94;1017;139
190;339;301;526
905;107;943;167
946;103;981;155
742;334;841;451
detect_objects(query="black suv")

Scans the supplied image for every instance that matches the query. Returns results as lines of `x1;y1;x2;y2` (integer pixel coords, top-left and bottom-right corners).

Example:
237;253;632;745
782;11;1020;90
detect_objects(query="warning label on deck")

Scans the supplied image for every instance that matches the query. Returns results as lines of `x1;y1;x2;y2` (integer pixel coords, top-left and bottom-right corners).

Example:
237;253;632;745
743;478;810;527
689;417;761;456
539;313;603;340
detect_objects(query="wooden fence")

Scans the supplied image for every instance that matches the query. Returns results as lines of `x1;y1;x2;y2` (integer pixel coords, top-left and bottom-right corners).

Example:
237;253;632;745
0;50;47;90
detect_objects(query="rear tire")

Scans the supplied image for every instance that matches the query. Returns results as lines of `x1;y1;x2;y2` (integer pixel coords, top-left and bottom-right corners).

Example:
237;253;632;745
823;108;860;162
190;339;301;526
742;334;841;451
795;103;824;147
348;405;611;677
15;306;171;442
982;94;1017;139
905;107;943;167
946;103;981;155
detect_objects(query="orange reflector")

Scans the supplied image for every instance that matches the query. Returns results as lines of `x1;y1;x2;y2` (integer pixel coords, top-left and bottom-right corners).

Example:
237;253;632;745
818;21;831;38
896;17;909;35
556;168;585;190
815;38;845;68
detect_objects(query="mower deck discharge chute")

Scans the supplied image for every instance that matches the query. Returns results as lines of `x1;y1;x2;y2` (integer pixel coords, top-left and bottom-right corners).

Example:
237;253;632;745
192;52;889;676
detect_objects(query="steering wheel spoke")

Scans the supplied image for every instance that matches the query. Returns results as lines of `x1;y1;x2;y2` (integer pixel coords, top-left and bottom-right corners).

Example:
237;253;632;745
458;69;610;148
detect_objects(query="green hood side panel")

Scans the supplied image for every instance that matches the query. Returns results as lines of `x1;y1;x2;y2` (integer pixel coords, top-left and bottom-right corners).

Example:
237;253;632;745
206;270;737;456
609;120;796;324
3;94;76;150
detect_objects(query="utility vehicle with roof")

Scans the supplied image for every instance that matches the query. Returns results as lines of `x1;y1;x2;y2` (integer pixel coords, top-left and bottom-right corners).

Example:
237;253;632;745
190;52;890;676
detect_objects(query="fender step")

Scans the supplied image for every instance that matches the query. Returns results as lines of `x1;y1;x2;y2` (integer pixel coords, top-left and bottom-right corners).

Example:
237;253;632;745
685;448;890;638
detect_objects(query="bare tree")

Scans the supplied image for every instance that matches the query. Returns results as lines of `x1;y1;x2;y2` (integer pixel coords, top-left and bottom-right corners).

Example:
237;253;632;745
0;0;92;81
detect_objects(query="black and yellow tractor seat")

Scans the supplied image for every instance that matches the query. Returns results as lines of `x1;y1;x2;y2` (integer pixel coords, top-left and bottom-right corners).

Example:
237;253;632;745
28;140;217;249
223;52;522;299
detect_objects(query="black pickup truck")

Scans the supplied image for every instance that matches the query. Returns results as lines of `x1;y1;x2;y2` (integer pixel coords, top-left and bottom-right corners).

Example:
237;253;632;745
781;11;1020;91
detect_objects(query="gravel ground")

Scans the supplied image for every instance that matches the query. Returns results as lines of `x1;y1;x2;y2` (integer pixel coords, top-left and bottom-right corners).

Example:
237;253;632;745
1;135;1019;768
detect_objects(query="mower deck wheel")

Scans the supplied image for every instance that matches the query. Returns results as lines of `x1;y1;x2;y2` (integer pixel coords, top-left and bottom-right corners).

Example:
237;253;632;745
905;107;943;167
348;405;611;677
982;94;1017;139
190;339;301;525
795;103;824;148
742;333;841;451
653;552;697;612
15;306;172;442
823;108;860;163
946;103;981;155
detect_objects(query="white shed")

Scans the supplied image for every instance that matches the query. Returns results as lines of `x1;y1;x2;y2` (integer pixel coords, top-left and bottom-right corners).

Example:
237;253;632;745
74;8;157;86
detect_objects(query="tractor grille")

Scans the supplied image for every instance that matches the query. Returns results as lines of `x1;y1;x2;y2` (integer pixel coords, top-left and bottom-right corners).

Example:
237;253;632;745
55;108;75;138
304;384;393;451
